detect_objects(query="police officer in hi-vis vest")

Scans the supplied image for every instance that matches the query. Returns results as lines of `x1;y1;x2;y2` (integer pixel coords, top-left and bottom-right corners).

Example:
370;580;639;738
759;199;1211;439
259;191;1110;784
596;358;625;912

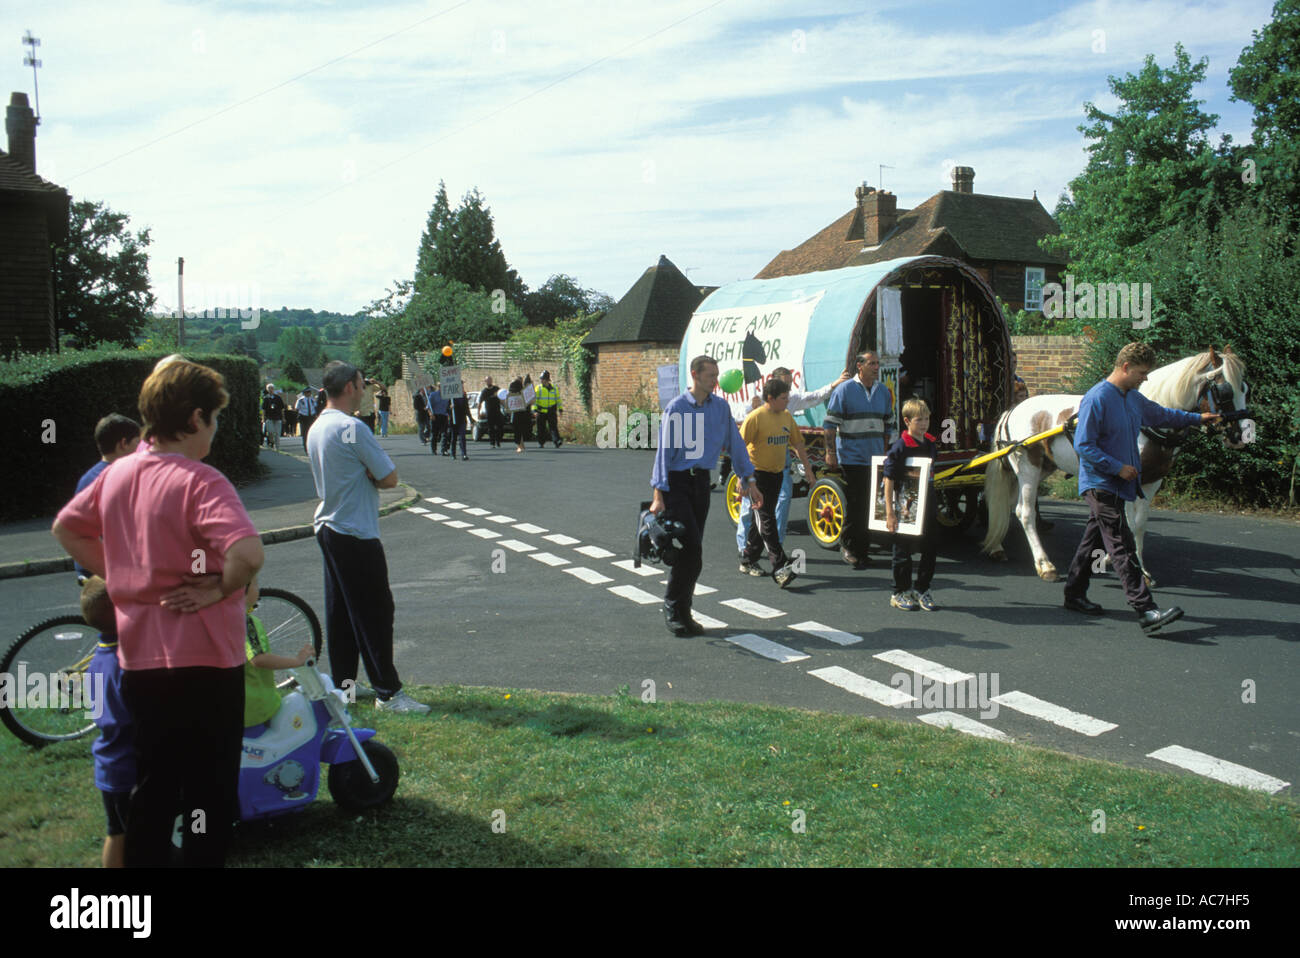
535;370;563;448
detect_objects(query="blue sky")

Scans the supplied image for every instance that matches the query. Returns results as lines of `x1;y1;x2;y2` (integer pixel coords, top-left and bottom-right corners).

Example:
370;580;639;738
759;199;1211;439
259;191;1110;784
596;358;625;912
0;0;1276;314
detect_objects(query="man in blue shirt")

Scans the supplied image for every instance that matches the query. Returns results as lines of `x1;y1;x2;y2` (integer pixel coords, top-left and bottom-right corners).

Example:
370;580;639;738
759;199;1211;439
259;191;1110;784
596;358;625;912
308;361;429;713
1063;342;1220;633
823;350;894;569
651;355;762;636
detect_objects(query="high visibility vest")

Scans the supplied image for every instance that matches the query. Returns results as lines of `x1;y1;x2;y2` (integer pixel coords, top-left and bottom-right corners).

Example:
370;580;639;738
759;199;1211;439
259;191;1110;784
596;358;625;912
536;383;561;412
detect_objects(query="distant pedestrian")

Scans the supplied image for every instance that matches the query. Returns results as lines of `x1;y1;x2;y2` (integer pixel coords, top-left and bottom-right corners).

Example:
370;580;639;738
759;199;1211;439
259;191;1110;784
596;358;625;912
427;384;450;456
414;387;430;444
535;370;563;448
377;385;391;437
448;392;470;460
507;378;530;453
479;376;505;448
295;388;318;452
261;384;285;451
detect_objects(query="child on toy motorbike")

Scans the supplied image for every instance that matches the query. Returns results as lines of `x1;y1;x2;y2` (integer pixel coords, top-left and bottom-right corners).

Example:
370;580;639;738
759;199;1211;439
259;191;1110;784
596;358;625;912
244;578;314;729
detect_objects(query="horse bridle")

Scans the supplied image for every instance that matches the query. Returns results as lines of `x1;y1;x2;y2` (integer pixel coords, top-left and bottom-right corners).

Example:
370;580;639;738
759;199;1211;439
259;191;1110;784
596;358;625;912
1144;365;1249;447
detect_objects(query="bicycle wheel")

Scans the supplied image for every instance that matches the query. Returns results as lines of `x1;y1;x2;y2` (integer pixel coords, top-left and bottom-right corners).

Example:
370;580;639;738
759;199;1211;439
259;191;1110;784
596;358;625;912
0;614;100;746
250;588;323;689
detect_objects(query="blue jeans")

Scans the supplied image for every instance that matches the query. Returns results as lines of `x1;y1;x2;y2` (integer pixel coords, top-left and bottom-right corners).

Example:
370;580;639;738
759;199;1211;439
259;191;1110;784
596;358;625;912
736;463;794;552
378;410;389;437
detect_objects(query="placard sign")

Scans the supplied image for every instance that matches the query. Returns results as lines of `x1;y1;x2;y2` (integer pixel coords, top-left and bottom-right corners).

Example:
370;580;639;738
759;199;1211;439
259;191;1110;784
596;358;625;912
506;392;526;413
657;364;680;410
868;455;932;537
440;365;464;400
680;291;824;410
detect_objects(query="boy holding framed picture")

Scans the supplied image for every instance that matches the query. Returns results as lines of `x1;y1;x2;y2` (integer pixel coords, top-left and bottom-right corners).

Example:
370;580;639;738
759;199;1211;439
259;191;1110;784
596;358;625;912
883;398;940;611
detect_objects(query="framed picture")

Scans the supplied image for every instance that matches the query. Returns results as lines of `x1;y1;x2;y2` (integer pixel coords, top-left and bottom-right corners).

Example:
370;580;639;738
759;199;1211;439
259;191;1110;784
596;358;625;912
868;455;931;537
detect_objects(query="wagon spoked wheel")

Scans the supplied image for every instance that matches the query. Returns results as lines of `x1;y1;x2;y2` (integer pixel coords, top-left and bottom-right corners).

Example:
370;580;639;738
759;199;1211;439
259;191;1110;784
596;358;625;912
808;477;846;550
934;488;978;534
725;471;744;524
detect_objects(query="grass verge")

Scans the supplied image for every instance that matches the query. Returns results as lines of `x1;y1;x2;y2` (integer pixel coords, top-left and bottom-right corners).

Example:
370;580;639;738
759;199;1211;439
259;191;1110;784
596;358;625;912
2;686;1295;867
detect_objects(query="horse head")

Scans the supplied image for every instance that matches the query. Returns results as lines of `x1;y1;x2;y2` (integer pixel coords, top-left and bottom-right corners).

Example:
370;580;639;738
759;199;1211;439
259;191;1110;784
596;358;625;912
1195;346;1252;449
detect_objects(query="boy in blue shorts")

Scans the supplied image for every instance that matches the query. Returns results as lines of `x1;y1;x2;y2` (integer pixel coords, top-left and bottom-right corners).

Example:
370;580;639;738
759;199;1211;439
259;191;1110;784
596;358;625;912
80;575;134;867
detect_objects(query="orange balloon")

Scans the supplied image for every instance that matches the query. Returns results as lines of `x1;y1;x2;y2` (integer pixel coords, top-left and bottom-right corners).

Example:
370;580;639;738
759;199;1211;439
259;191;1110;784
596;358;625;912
441;346;453;357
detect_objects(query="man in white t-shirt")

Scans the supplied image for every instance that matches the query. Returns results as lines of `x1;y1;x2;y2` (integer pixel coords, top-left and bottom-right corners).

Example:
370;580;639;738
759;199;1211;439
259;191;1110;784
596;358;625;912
307;361;429;714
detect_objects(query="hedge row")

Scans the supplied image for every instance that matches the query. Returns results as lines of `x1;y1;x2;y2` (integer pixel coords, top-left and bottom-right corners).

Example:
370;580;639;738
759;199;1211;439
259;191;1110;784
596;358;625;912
0;349;264;521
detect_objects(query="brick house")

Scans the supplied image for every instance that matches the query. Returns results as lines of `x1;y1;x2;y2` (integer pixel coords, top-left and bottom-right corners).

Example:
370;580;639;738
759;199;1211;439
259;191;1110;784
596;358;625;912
0;92;69;353
757;166;1065;313
583;255;715;413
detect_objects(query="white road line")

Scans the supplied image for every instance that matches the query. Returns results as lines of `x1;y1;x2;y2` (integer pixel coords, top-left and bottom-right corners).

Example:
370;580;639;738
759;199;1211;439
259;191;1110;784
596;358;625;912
608;584;660;605
990;691;1117;737
789;620;861;646
513;522;548;534
497;539;535;552
1147;745;1290;794
564;566;613;585
575;545;615;559
544;533;581;546
719;597;786;619
468;528;501;539
610;559;660;578
444;520;473;529
918;712;1010;741
809;666;916;707
406;506;430;514
422;513;446;522
873;650;974;685
725;633;810;664
464;507;491;516
528;552;569;567
660;580;716;595
426;497;448;504
692;611;728;629
486;514;516;524
442;502;468;510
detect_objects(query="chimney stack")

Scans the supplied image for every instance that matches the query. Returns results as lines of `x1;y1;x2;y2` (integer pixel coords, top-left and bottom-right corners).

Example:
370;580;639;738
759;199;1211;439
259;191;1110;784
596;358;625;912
6;92;37;172
951;165;975;194
858;181;896;245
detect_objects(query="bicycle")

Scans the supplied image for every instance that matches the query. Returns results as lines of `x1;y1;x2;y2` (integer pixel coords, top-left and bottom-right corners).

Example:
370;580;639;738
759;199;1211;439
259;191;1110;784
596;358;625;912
0;588;322;748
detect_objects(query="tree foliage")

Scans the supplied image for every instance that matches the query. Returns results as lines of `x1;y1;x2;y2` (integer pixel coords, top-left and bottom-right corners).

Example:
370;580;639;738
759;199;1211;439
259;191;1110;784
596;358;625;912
54;199;157;348
413;182;525;305
521;274;614;328
276;326;326;369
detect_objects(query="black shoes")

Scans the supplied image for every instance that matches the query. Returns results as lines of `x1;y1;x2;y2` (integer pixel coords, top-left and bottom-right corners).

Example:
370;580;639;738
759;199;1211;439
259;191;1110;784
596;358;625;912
1138;607;1184;633
1064;595;1104;615
664;607;706;636
774;565;798;588
841;550;869;570
461;454;469;460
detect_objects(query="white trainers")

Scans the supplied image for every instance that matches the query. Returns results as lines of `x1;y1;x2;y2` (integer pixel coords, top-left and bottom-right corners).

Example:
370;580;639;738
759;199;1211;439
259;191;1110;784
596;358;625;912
916;591;937;611
890;591;919;611
375;690;430;714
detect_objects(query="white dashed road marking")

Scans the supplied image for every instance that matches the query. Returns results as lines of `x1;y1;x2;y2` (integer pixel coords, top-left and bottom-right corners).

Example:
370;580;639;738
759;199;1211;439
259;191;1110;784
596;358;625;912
725;633;810;664
659;580;716;595
1147;745;1290;794
544;533;581;546
513;522;548;534
468;527;500;539
873;650;975;685
443;502;468;510
575;545;615;559
528;552;569;567
990;691;1117;737
407;506;429;514
789;620;861;646
464;507;491;516
809;667;917;707
497;539;536;553
720;597;786;619
608;584;660;605
918;712;1010;741
444;520;473;529
426;497;447;504
610;559;660;578
692;611;728;629
486;515;516;524
564;566;614;585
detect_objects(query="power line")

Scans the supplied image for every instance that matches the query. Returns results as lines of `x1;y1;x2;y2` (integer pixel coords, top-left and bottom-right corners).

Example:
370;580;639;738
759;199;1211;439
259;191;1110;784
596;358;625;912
263;0;730;224
67;0;476;182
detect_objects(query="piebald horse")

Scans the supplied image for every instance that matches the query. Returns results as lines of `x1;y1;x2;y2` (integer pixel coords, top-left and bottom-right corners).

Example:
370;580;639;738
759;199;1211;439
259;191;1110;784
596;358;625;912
981;348;1252;583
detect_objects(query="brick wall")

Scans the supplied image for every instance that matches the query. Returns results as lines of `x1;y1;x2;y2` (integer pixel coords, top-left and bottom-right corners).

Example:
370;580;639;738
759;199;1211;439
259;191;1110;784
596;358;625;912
589;341;679;416
1011;335;1090;394
0;205;56;352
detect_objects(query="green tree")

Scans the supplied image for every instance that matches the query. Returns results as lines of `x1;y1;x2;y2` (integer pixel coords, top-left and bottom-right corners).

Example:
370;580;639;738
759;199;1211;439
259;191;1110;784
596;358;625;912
522;274;611;328
413;184;526;305
1044;44;1227;280
283;359;306;383
415;180;455;282
1229;0;1300;210
54;199;157;347
276;326;324;369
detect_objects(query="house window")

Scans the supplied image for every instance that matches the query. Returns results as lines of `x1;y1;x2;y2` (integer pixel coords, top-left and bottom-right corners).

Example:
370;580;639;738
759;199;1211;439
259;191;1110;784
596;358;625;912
1024;268;1045;311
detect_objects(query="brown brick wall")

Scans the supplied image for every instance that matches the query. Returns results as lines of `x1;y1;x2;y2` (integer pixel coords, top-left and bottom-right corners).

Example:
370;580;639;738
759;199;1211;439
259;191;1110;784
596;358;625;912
589;341;679;416
0;205;56;352
1011;334;1090;394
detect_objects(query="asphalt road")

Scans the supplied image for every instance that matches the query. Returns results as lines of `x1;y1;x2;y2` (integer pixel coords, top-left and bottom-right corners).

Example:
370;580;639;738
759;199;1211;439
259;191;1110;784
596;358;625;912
4;434;1296;797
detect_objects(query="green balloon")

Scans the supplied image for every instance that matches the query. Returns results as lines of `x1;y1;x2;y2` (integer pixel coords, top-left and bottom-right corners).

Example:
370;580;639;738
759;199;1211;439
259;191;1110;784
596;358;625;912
719;368;744;393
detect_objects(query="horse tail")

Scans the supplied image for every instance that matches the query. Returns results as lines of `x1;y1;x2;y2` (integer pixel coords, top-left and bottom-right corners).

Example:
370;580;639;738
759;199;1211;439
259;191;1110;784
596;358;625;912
981;415;1017;555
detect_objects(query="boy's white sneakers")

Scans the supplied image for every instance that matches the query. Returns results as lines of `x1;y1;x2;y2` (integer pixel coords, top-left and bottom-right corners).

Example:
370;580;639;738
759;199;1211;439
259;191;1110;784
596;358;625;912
376;690;431;714
890;591;919;611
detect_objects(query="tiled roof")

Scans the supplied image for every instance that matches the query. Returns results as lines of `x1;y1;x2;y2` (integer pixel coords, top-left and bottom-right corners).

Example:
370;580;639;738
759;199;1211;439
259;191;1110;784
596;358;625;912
583;255;706;346
0;148;70;241
0;148;68;197
757;190;1064;279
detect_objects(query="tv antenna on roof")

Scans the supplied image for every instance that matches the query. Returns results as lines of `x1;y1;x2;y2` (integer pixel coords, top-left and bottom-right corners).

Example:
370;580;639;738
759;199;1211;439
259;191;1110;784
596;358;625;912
879;164;894;191
21;30;42;123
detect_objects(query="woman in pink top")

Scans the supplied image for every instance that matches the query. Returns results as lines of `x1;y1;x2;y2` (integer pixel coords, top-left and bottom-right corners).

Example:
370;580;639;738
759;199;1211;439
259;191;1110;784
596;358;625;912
54;360;264;867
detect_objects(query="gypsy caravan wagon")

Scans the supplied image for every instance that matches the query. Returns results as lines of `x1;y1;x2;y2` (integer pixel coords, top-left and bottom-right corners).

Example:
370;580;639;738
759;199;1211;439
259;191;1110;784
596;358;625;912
681;254;1014;547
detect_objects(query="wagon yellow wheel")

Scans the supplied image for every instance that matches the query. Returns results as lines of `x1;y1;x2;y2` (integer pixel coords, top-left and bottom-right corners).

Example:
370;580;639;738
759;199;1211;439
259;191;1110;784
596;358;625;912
934;488;978;534
725;471;743;524
808;477;846;550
